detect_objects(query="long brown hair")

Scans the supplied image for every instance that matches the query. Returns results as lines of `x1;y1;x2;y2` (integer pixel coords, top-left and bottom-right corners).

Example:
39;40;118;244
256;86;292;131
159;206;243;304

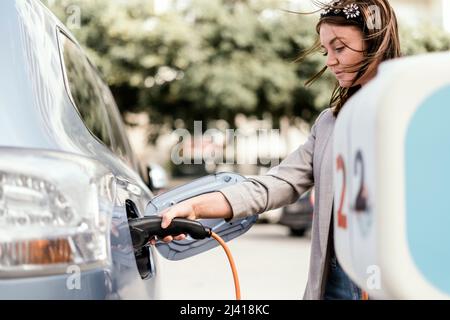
296;0;402;116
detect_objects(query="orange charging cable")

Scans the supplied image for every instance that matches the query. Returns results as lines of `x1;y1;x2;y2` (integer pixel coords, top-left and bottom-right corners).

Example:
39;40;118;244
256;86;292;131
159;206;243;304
211;232;241;300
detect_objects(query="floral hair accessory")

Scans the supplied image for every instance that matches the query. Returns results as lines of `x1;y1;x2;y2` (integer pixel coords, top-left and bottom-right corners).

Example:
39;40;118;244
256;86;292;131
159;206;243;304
321;1;364;26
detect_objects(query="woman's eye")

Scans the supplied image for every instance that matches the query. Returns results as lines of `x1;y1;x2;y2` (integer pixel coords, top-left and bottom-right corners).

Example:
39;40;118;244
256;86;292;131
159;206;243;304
321;51;328;56
335;47;345;53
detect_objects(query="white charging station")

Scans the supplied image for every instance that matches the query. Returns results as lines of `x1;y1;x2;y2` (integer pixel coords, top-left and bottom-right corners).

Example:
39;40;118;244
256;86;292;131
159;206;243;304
333;52;450;299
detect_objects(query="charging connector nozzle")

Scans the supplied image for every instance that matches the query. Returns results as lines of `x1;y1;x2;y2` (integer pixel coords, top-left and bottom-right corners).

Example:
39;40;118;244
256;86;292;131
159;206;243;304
128;216;212;249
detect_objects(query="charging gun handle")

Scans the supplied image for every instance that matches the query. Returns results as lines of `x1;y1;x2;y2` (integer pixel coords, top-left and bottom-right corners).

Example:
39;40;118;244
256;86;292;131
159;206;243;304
129;216;212;249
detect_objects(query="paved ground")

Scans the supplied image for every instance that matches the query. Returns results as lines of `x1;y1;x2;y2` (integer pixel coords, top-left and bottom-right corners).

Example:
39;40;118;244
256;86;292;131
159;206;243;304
157;223;312;300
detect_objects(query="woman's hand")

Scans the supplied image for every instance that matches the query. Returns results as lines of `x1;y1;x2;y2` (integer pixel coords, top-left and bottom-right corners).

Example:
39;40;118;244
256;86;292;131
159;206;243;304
150;192;233;244
150;201;197;244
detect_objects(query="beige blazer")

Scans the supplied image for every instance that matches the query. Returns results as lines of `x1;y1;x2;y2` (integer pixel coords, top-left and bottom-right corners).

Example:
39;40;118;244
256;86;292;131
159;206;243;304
220;108;336;300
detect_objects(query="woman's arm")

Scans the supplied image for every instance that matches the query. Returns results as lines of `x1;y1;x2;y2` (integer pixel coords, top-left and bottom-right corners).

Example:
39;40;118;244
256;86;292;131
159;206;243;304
218;109;329;221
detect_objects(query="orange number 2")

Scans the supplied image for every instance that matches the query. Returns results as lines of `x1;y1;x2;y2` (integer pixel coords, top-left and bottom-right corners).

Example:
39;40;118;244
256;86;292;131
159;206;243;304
336;155;347;229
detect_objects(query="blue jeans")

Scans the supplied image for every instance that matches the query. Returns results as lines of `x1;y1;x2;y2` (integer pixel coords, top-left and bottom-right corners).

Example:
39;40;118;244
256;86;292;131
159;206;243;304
323;255;363;300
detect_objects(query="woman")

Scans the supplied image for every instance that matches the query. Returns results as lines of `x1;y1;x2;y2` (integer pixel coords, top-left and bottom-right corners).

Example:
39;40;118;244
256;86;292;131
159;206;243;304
153;0;402;300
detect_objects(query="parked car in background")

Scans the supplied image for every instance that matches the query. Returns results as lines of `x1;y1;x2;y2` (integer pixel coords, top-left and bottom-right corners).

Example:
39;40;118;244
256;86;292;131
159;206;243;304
0;0;256;299
146;162;170;195
257;207;283;224
278;189;314;237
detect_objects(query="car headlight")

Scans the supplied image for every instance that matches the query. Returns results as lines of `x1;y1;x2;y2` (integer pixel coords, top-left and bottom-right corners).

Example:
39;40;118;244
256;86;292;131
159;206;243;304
0;149;114;278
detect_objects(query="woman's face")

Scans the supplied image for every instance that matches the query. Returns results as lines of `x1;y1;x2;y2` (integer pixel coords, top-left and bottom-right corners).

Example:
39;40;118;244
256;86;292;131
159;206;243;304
319;23;369;88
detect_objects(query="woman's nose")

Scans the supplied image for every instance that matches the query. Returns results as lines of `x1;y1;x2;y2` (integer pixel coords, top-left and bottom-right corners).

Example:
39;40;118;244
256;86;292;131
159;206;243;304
326;53;339;67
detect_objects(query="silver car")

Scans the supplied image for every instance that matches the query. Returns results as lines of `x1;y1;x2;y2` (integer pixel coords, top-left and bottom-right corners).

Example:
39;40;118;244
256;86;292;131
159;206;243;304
0;0;256;299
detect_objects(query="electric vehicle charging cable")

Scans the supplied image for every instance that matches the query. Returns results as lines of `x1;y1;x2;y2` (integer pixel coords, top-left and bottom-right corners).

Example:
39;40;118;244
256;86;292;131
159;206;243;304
210;231;241;300
128;216;241;300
